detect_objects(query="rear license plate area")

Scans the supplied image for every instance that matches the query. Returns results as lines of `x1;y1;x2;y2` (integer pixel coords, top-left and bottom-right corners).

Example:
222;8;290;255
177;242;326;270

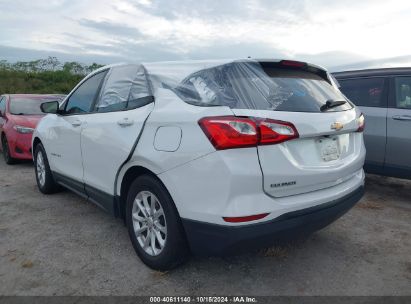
317;136;340;161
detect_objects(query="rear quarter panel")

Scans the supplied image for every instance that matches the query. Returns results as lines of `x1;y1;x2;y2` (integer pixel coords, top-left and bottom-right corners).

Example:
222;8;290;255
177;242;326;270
116;88;233;195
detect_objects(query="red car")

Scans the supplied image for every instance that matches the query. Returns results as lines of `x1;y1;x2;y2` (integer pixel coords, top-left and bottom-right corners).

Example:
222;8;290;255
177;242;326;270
0;94;64;164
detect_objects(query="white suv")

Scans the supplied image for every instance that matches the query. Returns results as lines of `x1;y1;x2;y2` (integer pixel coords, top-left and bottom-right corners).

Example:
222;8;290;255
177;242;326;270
32;59;366;270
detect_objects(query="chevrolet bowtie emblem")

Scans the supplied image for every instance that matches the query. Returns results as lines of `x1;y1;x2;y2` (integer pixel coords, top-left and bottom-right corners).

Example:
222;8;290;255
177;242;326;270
331;122;344;131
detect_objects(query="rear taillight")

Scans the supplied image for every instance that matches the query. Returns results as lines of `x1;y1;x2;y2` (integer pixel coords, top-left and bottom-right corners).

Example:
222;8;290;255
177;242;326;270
357;113;365;132
198;116;299;150
198;116;258;150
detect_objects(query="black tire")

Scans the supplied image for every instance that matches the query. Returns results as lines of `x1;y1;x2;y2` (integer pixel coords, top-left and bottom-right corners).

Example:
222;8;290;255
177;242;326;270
2;136;17;165
34;143;60;194
126;174;189;270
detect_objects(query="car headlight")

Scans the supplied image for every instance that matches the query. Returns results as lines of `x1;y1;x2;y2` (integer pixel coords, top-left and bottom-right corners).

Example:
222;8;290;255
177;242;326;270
13;125;35;134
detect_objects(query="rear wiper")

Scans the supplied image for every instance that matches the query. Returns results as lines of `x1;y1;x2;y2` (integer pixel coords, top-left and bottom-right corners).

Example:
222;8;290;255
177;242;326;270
320;99;347;112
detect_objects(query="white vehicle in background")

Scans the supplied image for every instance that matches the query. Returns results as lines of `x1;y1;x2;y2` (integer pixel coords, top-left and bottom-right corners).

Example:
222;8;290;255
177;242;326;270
32;59;366;270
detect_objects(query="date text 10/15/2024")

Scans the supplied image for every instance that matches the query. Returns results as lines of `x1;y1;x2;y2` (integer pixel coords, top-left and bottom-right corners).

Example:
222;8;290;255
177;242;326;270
150;296;257;303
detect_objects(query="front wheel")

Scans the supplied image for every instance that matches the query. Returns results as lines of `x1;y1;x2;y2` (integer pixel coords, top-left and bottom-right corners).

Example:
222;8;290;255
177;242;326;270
2;136;16;165
126;175;189;270
34;144;60;194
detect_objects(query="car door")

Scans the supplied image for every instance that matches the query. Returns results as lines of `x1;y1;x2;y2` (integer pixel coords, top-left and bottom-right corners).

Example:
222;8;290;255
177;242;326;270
337;77;388;172
80;65;154;212
47;70;108;193
385;76;411;178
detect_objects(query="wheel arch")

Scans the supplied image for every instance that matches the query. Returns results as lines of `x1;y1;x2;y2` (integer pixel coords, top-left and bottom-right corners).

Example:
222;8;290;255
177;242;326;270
32;137;42;152
118;165;179;221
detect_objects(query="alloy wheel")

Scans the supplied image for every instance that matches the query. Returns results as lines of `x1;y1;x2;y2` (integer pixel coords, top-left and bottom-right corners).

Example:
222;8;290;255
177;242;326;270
36;152;46;187
132;190;167;256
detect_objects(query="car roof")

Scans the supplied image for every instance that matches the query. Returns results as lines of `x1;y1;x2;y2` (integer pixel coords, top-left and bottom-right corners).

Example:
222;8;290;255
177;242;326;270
333;67;411;78
91;58;328;75
84;59;331;91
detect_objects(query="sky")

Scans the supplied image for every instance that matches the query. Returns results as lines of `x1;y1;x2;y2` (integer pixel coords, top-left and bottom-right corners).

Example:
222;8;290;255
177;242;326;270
1;0;411;71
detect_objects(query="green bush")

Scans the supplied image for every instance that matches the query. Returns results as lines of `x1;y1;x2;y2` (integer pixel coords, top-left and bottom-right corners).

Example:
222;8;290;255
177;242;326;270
0;57;103;95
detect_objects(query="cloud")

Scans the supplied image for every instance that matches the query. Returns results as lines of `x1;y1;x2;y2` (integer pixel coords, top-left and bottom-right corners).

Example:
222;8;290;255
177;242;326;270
129;0;309;22
330;55;411;72
78;19;145;38
0;0;410;70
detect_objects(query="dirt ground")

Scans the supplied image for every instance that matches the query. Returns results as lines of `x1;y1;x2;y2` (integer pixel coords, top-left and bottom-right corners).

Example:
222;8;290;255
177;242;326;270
0;156;410;296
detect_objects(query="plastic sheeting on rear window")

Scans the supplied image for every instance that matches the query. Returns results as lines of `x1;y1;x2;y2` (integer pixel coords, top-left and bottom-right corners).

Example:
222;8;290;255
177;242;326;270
96;64;152;112
144;59;352;113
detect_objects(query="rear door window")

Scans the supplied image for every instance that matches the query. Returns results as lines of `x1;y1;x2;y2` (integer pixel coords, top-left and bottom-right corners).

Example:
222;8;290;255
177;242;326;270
394;77;411;109
94;65;152;113
173;61;352;113
338;77;387;107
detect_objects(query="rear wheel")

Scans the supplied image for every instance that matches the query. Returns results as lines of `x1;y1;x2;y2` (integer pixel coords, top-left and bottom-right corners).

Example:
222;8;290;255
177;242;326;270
2;136;16;165
126;175;189;270
34;144;60;194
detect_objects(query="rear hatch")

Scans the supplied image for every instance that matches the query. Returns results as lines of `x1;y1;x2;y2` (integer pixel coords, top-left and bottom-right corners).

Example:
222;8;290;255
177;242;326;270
175;59;365;197
232;108;363;197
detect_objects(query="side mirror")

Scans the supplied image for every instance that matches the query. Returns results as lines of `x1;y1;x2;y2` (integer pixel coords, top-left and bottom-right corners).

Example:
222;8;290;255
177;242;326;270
40;101;60;114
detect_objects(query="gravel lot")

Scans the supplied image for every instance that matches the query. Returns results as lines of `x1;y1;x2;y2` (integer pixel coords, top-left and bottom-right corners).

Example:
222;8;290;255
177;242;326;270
0;155;410;296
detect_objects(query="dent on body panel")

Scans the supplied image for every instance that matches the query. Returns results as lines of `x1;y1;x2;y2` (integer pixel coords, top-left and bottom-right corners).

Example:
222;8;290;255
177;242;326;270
37;115;59;141
115;89;231;196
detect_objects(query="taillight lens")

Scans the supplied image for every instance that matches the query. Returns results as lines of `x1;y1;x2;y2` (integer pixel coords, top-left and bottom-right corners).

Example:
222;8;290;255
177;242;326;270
198;116;258;150
357;113;365;132
258;119;299;145
198;116;299;150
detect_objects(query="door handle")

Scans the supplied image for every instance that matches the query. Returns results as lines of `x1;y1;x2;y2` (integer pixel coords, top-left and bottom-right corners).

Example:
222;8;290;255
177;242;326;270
117;118;134;127
392;115;411;121
71;119;82;127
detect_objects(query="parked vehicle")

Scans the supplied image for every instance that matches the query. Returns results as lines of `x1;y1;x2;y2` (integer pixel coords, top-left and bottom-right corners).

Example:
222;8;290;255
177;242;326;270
0;94;65;164
33;59;365;270
334;68;411;179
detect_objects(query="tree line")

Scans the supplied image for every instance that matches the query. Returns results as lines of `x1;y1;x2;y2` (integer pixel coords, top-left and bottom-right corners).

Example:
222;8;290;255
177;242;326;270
0;57;104;95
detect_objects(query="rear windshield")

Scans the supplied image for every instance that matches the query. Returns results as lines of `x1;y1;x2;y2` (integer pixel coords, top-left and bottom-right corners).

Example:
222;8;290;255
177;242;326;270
173;62;352;112
10;97;62;115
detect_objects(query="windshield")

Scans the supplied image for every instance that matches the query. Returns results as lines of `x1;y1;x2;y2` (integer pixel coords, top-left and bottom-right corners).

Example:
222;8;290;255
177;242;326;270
10;96;62;115
172;61;352;113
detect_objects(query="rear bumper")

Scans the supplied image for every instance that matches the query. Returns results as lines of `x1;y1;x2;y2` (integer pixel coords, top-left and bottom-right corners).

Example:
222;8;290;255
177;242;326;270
182;186;364;256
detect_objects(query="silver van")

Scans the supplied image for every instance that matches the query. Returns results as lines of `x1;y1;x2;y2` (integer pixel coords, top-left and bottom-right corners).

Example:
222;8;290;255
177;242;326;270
334;68;411;179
